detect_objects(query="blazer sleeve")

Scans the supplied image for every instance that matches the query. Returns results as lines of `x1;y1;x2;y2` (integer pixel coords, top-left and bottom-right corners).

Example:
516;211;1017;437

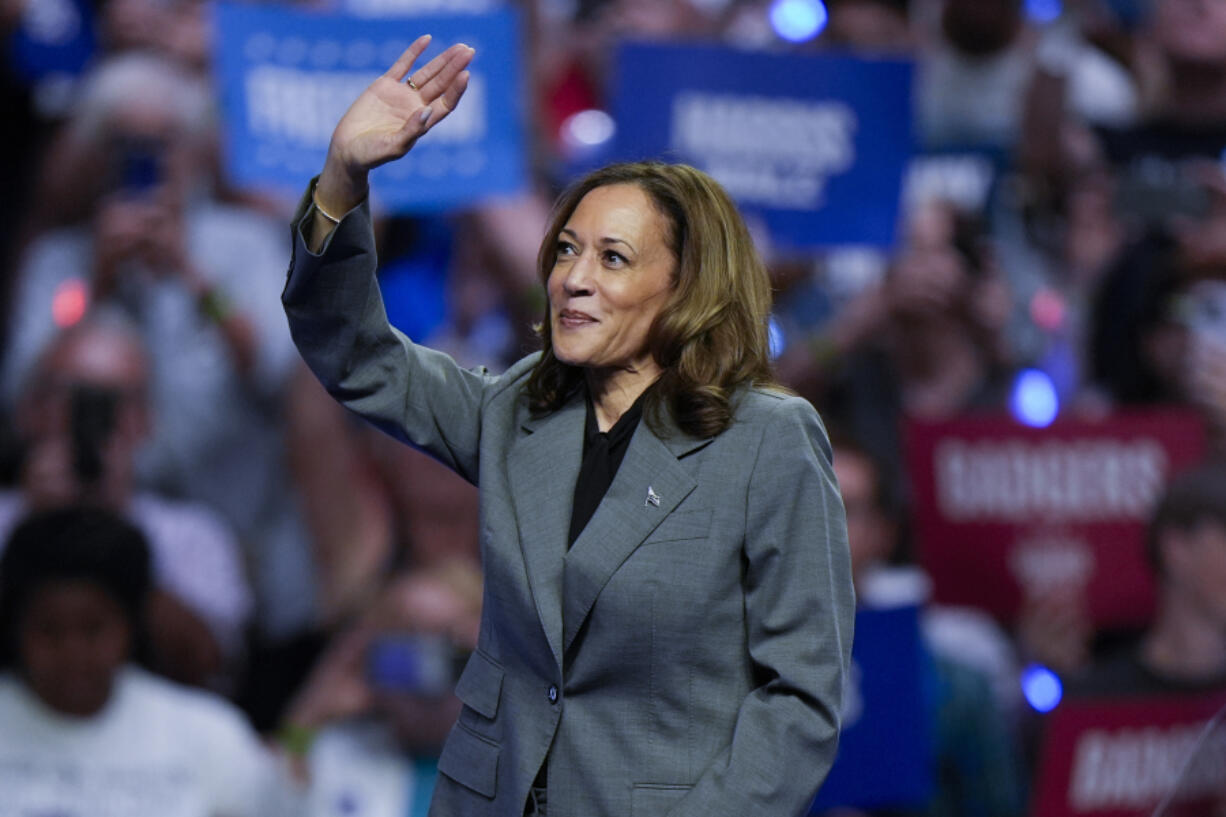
674;395;855;817
281;182;494;484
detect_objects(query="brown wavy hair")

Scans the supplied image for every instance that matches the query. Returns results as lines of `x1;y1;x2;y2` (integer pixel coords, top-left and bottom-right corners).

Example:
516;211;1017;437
524;162;782;439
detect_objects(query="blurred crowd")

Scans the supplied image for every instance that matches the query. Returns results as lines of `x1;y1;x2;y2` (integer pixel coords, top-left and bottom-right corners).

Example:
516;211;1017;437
1;0;1225;815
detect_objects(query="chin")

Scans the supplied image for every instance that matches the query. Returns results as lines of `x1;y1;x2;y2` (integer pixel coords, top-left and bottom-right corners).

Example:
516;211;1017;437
550;340;590;369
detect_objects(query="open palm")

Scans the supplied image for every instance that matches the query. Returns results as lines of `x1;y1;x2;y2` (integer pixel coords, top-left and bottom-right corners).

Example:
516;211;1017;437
330;35;475;177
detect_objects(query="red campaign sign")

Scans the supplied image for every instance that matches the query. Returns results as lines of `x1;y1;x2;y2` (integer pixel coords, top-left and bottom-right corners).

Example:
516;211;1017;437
905;411;1206;628
1033;694;1226;817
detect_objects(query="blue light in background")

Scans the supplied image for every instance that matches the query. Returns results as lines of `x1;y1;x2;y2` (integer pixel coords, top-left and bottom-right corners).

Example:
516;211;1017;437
1011;368;1059;428
1021;664;1063;713
768;316;786;359
769;0;828;43
561;109;615;150
1025;0;1063;24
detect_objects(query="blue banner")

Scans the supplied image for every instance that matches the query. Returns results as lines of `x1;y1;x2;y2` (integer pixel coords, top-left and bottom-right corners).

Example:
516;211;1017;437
612;43;913;249
811;604;933;811
212;3;526;211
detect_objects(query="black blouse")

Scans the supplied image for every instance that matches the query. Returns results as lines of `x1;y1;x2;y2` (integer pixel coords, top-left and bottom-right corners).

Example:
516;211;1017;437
567;389;647;547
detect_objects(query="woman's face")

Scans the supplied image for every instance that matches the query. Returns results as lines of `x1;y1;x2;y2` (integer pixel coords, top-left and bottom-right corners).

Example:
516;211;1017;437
19;580;131;717
547;184;677;380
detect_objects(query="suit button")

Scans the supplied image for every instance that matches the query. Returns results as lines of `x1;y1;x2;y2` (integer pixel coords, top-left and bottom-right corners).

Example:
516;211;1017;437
547;684;559;704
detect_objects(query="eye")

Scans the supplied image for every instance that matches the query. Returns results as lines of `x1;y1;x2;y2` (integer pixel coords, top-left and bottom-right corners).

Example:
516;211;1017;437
602;250;627;267
555;240;577;257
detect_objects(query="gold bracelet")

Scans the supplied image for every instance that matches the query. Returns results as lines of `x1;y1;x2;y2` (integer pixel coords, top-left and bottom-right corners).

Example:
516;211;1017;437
312;193;344;225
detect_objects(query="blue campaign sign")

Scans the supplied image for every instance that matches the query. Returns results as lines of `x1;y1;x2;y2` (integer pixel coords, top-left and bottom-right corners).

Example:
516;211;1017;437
810;604;933;812
342;0;503;16
612;43;913;249
212;3;526;211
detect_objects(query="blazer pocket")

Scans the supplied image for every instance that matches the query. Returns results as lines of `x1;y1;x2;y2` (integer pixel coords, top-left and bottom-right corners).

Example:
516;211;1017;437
645;509;711;544
454;648;503;720
632;783;693;816
438;721;500;799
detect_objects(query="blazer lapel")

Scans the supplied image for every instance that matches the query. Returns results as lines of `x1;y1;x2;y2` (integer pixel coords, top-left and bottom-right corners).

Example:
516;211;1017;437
507;397;585;671
561;421;711;653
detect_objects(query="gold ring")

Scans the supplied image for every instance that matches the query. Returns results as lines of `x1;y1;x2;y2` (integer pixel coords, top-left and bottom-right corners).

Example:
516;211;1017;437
407;77;419;90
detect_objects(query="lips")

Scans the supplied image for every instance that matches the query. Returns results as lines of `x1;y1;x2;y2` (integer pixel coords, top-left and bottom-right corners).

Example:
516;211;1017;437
558;309;597;328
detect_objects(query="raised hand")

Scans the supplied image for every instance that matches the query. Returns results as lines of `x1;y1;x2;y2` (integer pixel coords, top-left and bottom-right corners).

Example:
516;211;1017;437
316;35;475;216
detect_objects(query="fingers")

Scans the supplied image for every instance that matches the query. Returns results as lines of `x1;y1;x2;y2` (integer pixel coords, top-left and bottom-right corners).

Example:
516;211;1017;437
409;43;474;101
437;69;470;114
384;34;432;81
408;70;470;138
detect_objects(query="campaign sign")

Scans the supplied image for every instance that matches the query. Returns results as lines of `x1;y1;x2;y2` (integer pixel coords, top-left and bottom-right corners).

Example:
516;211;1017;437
343;0;502;16
212;3;526;211
902;146;1007;214
1033;694;1226;817
612;43;913;249
811;604;932;812
905;411;1206;629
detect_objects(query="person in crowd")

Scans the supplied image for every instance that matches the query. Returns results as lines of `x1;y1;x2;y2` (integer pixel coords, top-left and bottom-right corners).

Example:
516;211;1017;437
1068;459;1226;697
285;36;853;817
1124;0;1226;129
0;51;321;714
288;367;482;626
821;0;914;55
282;560;483;817
780;198;1015;496
1011;0;1226;370
1086;167;1226;448
918;0;1137;149
0;505;295;816
832;434;1025;817
0;317;252;686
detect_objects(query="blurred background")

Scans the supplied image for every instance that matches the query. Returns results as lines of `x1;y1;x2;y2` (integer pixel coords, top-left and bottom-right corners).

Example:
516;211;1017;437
1;0;1225;815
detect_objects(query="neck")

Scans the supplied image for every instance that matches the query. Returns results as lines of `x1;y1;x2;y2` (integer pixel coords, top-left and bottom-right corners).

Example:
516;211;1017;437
1141;595;1226;682
585;366;659;432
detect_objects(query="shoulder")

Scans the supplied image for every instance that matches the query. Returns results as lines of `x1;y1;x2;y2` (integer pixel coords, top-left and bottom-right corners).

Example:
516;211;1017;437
488;351;543;412
0;673;40;735
17;227;91;274
119;667;256;737
129;494;236;543
733;387;829;447
0;672;24;710
191;200;282;249
493;351;542;392
190;201;288;285
734;385;817;419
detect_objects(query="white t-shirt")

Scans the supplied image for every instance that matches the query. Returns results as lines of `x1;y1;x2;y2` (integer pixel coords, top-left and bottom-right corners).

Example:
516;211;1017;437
305;719;438;817
0;667;293;817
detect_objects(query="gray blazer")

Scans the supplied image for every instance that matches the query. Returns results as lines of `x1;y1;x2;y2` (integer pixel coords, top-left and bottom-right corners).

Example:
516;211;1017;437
283;190;855;817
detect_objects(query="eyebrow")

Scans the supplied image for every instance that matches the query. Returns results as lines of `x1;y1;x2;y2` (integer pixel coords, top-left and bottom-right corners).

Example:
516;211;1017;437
559;227;636;254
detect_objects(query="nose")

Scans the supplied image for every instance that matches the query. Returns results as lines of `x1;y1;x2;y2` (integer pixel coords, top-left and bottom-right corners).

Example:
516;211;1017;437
561;250;596;297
